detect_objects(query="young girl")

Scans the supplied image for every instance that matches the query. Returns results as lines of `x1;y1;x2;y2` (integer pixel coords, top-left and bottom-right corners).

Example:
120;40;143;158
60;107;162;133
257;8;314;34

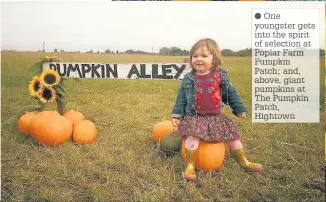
171;38;263;180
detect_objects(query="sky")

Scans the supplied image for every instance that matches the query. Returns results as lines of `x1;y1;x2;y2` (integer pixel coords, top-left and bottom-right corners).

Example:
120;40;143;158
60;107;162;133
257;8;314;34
1;1;325;53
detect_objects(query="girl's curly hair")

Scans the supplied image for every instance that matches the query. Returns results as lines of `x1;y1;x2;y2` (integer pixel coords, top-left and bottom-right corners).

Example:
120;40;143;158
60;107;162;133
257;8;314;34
189;38;223;71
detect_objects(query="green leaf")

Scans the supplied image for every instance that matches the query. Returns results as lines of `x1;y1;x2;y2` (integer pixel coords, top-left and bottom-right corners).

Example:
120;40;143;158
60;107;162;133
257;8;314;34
55;96;65;102
59;83;68;93
55;86;68;97
55;83;69;99
37;99;45;106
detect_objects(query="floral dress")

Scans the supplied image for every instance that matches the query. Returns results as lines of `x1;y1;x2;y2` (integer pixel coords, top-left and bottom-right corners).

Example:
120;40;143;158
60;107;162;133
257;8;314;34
178;70;240;142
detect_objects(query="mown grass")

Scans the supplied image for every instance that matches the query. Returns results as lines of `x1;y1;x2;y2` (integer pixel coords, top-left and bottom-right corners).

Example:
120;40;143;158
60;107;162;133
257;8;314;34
1;51;325;202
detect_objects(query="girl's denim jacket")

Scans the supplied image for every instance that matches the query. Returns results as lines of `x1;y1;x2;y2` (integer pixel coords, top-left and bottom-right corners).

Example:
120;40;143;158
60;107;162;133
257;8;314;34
172;68;247;119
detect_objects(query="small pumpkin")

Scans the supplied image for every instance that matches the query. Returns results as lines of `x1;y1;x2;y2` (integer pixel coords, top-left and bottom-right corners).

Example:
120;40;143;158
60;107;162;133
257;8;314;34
17;111;39;135
73;120;97;144
181;137;226;171
159;133;182;156
152;120;174;142
30;110;73;146
63;109;85;126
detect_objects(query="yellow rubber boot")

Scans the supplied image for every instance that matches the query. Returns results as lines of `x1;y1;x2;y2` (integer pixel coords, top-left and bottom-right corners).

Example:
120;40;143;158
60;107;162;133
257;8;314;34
231;149;263;172
184;148;197;180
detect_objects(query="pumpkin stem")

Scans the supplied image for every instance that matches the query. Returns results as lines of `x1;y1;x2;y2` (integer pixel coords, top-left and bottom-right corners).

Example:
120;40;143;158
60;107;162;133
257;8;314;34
172;127;179;136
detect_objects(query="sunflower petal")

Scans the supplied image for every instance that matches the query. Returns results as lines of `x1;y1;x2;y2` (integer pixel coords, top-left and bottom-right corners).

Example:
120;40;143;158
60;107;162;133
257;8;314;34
40;56;63;63
28;76;42;97
39;69;61;87
38;86;56;103
37;99;45;106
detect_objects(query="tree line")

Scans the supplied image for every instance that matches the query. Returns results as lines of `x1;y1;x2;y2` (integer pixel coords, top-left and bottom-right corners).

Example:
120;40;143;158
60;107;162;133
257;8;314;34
3;47;325;57
52;47;255;56
156;47;325;57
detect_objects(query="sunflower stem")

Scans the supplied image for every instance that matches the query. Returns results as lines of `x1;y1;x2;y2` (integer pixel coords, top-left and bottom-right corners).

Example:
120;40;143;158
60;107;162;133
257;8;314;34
56;81;66;115
57;99;66;115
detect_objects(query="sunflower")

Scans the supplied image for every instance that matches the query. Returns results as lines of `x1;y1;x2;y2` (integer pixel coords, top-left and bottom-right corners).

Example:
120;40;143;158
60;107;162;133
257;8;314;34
28;76;42;97
41;56;63;62
39;69;61;87
49;56;63;62
38;86;56;103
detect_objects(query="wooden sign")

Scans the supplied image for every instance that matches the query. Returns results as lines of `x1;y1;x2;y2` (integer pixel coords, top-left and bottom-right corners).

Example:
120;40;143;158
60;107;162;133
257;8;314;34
42;62;192;80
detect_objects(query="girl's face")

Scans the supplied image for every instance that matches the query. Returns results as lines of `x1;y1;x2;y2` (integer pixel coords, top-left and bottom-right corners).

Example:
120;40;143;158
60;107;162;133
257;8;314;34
191;46;213;74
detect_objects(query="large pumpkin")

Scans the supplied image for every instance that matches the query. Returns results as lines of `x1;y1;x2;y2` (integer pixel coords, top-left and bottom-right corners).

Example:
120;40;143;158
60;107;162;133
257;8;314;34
73;120;97;144
17;111;39;135
63;109;85;126
30;110;73;146
29;110;59;137
181;137;226;171
152;120;174;142
159;134;182;156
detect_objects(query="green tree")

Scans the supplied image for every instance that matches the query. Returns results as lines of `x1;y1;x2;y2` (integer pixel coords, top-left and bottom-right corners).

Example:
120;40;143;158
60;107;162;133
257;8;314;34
170;47;183;56
159;47;170;55
235;48;251;56
221;49;235;56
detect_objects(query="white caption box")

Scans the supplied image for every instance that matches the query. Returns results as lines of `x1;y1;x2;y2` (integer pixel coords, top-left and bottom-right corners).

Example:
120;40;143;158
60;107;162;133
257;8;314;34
251;9;320;123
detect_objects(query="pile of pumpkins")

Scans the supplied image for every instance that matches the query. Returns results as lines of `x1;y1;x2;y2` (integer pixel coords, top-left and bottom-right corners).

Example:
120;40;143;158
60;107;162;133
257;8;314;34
152;120;226;171
18;109;97;146
152;120;182;156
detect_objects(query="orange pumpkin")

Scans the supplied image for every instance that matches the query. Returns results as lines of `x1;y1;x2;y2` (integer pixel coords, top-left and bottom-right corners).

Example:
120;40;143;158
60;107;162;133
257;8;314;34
17;111;39;135
181;137;226;171
30;110;73;146
73;120;97;144
30;110;59;137
152;120;174;142
63;109;85;126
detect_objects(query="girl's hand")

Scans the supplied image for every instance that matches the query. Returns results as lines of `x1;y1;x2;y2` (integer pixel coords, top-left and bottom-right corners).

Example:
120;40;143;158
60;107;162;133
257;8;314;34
171;118;181;127
237;112;247;118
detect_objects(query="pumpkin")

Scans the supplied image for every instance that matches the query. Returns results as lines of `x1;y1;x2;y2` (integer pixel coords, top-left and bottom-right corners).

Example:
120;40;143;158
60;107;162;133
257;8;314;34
73;120;97;144
181;137;226;171
30;110;73;146
17;111;39;135
152;120;174;142
159;134;182;156
63;109;85;126
29;110;59;137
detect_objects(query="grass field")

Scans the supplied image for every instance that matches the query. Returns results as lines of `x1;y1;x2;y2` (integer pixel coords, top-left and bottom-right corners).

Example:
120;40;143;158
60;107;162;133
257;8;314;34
1;51;325;202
